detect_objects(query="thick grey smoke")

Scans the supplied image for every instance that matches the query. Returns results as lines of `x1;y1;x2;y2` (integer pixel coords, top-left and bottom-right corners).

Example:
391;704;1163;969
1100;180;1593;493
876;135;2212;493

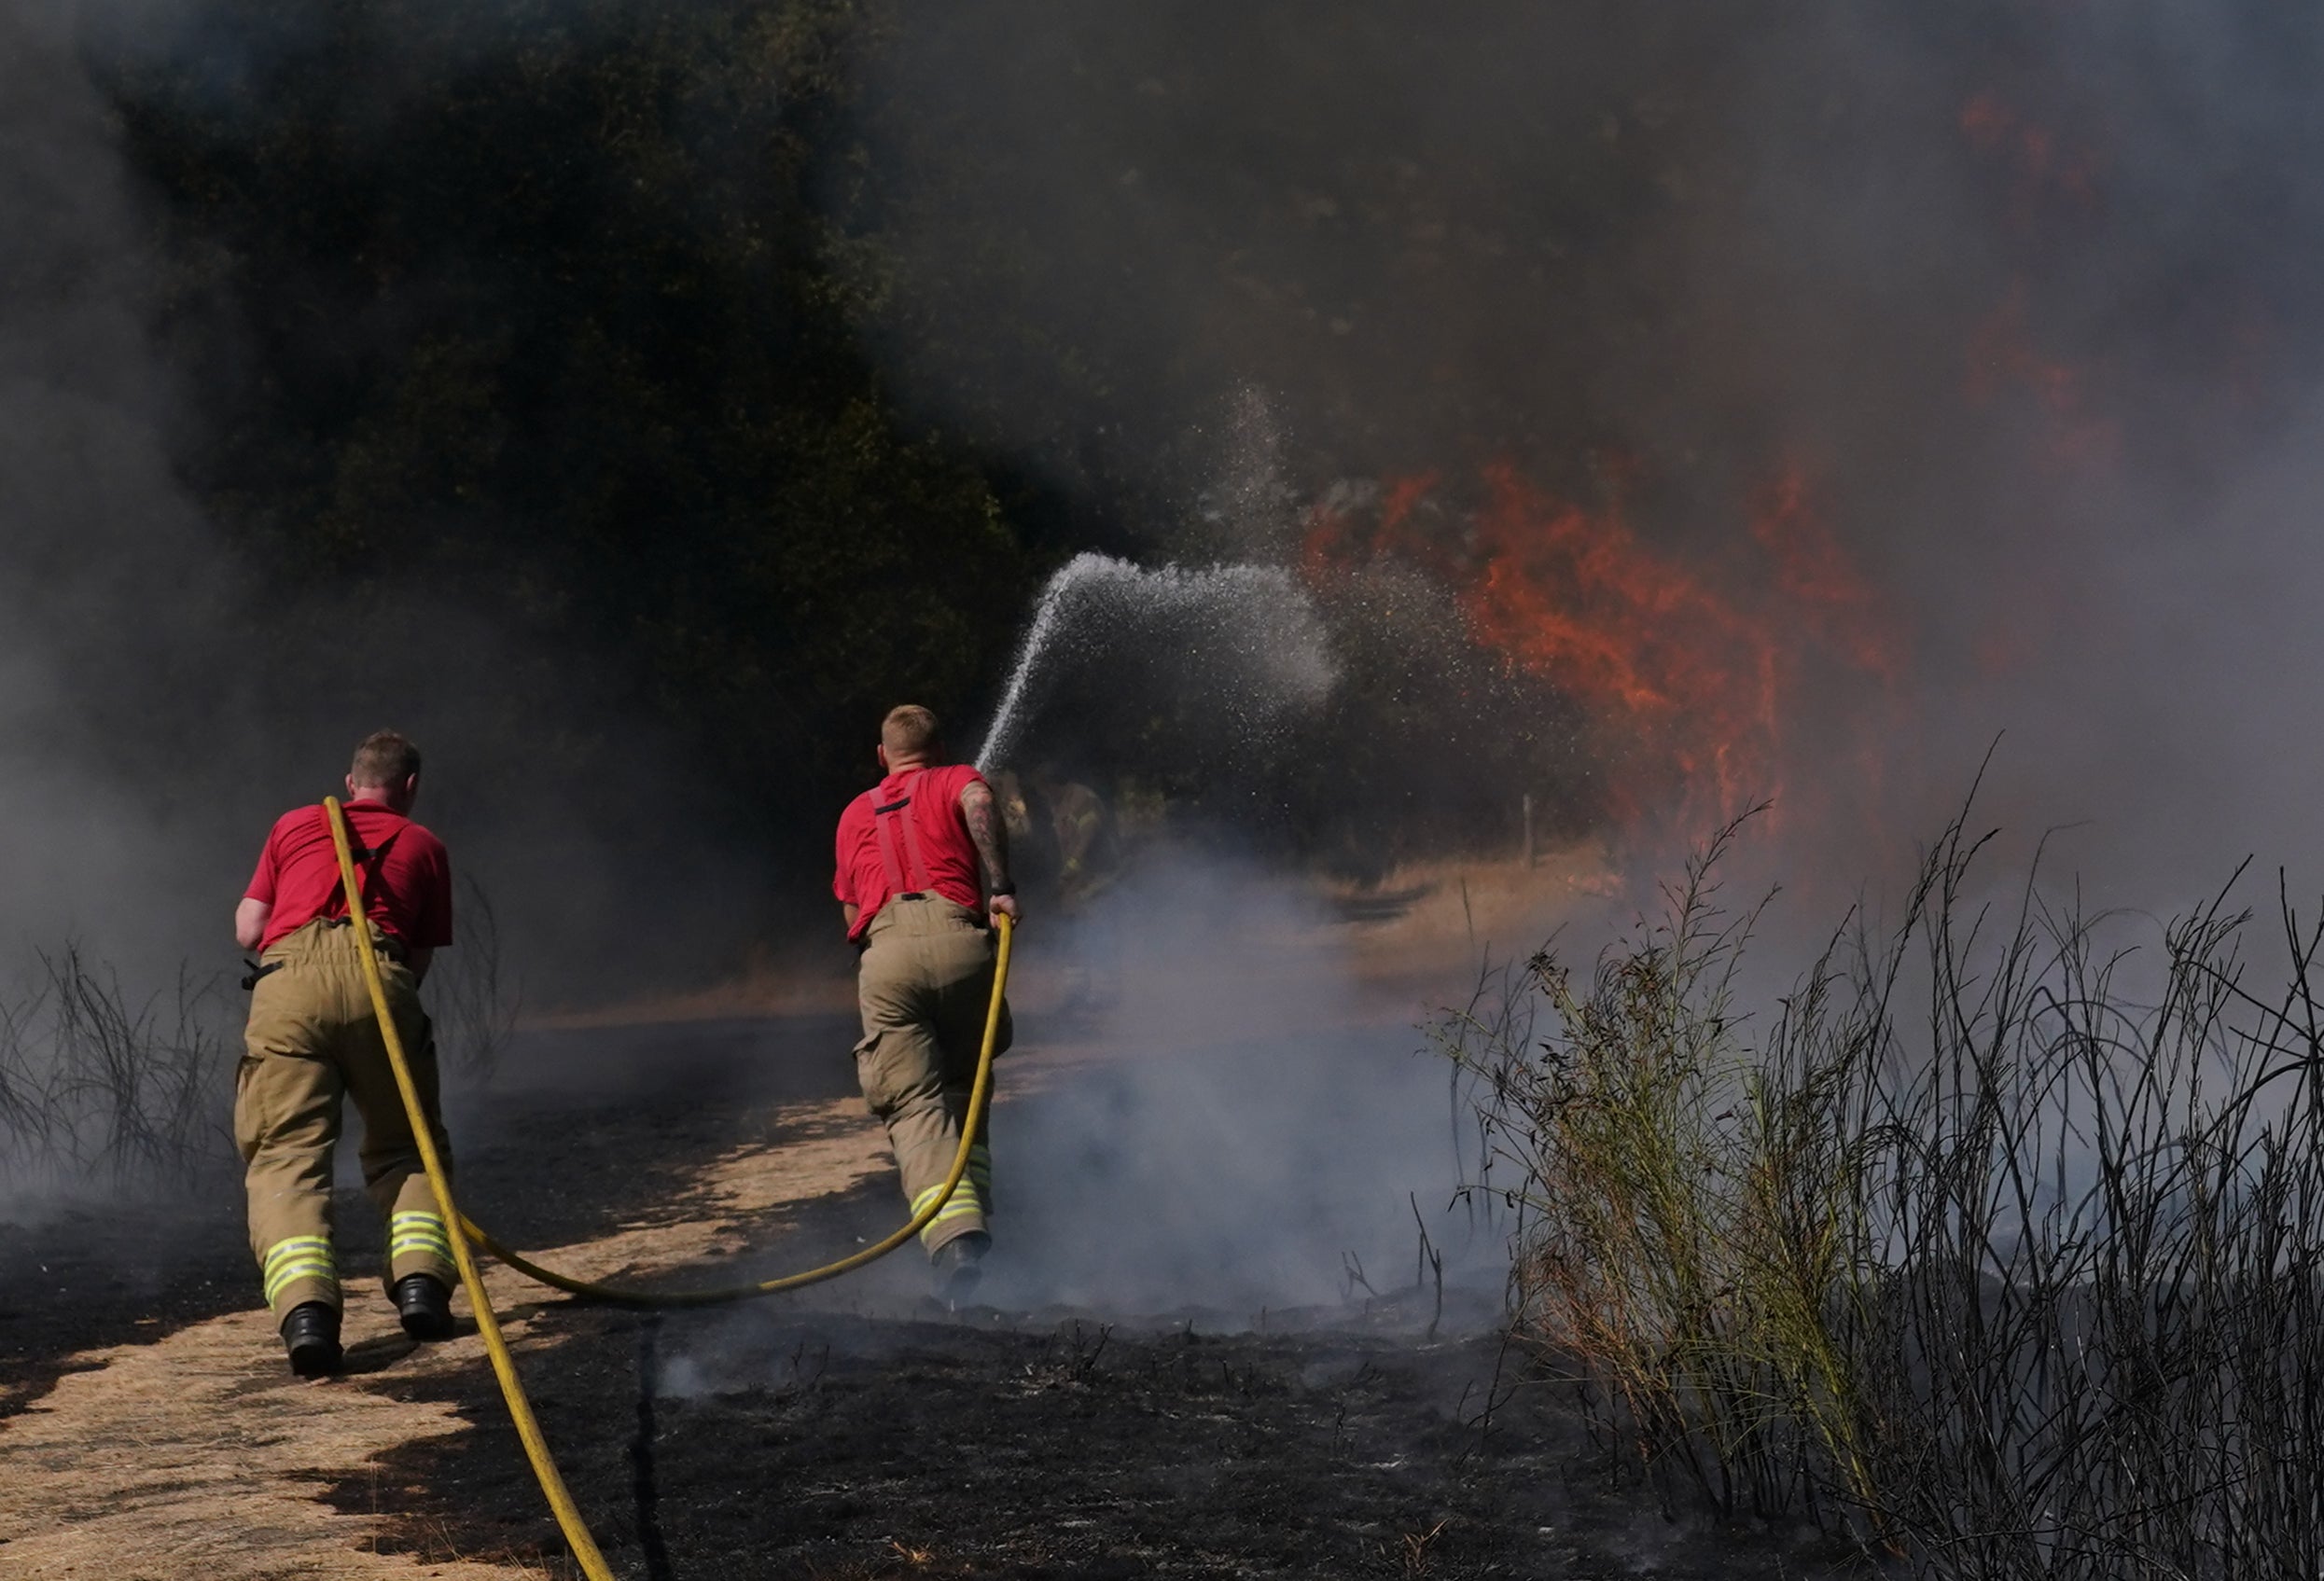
0;2;759;981
0;2;752;1214
0;0;273;971
847;1;2324;917
985;853;1494;1319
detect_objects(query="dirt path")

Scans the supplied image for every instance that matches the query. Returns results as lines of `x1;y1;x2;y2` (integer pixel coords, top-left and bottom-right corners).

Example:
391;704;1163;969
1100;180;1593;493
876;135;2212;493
0;1099;890;1581
1;974;1855;1580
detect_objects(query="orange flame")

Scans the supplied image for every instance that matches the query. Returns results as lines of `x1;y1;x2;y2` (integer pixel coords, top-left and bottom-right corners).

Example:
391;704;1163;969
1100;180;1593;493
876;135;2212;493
1304;461;1904;832
1750;463;1900;683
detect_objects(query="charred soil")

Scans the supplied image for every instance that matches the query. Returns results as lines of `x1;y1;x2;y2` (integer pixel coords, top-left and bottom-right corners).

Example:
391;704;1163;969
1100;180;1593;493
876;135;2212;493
333;1294;1864;1580
4;1011;1859;1580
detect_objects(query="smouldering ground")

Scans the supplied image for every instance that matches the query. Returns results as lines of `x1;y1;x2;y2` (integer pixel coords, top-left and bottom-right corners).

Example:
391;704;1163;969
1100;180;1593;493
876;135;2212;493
0;877;1853;1579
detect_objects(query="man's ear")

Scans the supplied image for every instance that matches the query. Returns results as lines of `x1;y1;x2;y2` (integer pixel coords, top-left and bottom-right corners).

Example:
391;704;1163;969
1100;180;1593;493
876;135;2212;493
877;744;890;770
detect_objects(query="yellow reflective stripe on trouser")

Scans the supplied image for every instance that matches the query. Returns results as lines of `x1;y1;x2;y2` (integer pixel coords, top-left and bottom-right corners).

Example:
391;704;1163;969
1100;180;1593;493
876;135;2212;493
967;1143;993;1212
261;1235;338;1306
389;1210;454;1264
912;1180;985;1245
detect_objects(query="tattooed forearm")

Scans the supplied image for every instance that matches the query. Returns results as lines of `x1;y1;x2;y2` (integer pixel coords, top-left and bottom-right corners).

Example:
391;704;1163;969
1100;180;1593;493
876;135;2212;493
959;781;1013;893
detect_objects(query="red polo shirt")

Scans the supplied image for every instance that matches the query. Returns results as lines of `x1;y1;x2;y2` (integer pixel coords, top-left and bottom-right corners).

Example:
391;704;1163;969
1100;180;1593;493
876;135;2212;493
833;764;988;941
244;801;454;953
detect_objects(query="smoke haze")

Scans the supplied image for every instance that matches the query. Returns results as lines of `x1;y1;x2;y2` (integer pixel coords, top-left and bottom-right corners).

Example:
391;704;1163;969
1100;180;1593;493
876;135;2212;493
0;0;249;967
0;1;773;995
28;0;2310;978
988;853;1488;1318
849;0;2324;915
9;0;2324;1268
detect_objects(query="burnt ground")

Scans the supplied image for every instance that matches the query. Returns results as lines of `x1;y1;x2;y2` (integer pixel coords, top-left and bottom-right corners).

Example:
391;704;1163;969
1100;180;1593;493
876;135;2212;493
3;1007;1867;1580
0;1189;249;1419
332;1283;1869;1581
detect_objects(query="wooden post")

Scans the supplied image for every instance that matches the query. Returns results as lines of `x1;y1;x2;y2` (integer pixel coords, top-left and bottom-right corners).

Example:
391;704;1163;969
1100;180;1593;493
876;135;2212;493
1522;792;1536;869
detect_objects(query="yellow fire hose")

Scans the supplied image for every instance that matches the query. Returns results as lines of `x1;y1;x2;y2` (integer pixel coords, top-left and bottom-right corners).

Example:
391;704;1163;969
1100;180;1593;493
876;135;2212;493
323;796;1012;1579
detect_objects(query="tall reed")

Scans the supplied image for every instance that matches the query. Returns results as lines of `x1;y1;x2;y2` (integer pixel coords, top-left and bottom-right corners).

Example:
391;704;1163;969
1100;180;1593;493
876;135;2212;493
429;872;521;1085
0;950;232;1192
1444;808;2324;1575
0;876;520;1196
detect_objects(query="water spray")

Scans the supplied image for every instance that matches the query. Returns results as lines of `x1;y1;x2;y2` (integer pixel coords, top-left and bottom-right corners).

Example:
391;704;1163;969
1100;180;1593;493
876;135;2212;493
975;551;1337;772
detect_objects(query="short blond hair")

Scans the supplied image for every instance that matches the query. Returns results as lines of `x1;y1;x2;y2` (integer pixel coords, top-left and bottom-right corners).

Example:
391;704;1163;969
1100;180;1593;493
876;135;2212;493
881;705;941;759
350;729;422;787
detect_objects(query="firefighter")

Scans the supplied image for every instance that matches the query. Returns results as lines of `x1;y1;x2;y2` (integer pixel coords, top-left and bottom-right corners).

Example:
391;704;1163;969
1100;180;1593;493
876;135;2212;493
231;730;459;1376
993;769;1060;907
1033;766;1117;910
833;704;1018;1302
1029;765;1121;1013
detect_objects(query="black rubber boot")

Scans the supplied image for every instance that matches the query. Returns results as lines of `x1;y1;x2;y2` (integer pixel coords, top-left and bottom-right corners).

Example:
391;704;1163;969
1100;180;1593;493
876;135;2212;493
281;1301;342;1377
393;1273;456;1341
930;1230;990;1306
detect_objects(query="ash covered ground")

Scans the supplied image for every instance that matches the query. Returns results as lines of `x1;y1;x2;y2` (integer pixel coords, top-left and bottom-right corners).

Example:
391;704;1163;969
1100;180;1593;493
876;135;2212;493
0;877;1856;1580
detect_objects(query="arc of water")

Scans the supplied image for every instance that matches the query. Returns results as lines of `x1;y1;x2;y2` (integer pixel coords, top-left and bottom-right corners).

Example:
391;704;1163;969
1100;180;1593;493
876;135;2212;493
975;553;1114;772
973;550;1337;774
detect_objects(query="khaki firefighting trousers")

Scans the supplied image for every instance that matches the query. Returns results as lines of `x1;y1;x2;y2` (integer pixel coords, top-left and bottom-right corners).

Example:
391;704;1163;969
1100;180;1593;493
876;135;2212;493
234;918;457;1318
854;896;1012;1255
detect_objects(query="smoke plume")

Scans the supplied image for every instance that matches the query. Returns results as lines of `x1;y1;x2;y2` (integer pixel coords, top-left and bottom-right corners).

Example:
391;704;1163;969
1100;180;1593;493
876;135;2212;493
0;0;255;969
848;0;2324;913
986;853;1490;1318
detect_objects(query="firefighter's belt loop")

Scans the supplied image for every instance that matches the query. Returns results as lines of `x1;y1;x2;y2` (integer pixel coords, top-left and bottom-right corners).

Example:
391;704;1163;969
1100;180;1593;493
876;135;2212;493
319;912;407;964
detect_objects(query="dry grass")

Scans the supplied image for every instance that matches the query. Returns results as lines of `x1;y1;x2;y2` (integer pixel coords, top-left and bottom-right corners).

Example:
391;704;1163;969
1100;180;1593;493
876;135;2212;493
0;1082;887;1577
1395;1517;1451;1577
1443;803;2324;1577
0;880;517;1196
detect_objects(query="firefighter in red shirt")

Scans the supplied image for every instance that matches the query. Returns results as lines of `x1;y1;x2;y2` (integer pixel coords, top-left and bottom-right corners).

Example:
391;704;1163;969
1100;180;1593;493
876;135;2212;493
834;705;1019;1301
232;730;459;1375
